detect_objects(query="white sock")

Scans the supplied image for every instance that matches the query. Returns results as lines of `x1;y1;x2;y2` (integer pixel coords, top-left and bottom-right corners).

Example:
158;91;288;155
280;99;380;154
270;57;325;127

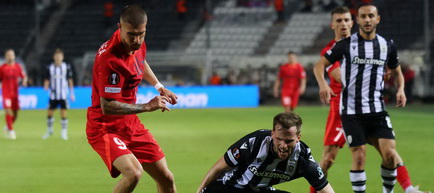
47;117;54;133
61;118;68;130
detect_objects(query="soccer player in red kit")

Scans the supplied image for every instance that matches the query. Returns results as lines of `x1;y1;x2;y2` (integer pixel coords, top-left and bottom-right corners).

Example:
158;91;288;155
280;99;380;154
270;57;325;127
273;51;306;112
86;5;178;193
0;49;27;140
310;6;430;193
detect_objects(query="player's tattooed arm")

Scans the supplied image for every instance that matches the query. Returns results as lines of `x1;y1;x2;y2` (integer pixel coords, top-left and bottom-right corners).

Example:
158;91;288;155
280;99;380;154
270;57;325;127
100;96;170;115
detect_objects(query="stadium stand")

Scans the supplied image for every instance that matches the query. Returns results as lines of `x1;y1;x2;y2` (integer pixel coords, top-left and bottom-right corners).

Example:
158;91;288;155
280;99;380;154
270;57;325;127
186;1;276;61
268;13;329;55
42;0;206;69
0;1;54;58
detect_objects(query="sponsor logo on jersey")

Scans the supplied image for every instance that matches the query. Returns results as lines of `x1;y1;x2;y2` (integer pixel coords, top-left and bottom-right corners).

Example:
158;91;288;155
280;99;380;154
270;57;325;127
352;56;385;66
317;166;325;179
248;166;291;181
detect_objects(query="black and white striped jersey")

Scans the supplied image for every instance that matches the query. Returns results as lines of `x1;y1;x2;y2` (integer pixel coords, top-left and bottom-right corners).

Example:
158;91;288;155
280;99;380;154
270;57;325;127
45;62;73;100
324;33;399;115
221;130;328;192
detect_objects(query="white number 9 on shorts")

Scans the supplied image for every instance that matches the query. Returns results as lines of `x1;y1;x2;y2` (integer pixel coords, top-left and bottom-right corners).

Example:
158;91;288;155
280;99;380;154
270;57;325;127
113;137;127;150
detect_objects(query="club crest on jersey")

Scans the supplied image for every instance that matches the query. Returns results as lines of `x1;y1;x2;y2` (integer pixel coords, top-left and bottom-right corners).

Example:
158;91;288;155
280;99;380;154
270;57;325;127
380;45;387;53
108;72;120;85
232;148;240;159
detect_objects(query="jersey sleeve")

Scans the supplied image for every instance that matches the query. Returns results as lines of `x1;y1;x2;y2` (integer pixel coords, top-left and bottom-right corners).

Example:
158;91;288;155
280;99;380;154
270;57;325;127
278;66;284;79
66;64;73;79
97;58;125;99
301;146;329;191
18;64;26;78
324;39;346;65
224;130;265;167
326;61;340;74
387;40;399;69
299;64;306;79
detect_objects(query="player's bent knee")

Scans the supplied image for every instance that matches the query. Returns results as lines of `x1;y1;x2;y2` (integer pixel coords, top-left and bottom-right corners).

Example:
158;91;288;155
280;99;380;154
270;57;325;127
122;167;143;183
382;150;397;165
321;157;335;170
160;171;175;186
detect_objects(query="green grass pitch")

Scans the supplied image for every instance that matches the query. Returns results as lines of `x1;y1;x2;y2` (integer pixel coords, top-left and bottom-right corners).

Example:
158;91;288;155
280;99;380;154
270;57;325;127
0;105;432;193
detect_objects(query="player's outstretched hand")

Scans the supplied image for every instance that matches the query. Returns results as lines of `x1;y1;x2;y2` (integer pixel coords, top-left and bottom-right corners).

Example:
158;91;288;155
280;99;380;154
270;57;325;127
158;87;178;105
319;85;336;104
145;96;170;112
396;89;407;107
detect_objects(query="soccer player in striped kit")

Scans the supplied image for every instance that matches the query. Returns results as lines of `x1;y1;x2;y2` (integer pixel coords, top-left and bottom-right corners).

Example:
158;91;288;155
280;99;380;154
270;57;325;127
311;6;430;193
314;3;430;193
197;112;335;193
42;48;75;140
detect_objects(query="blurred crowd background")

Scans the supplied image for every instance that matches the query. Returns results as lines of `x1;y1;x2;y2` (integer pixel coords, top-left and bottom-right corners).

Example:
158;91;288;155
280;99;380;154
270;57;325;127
0;0;432;104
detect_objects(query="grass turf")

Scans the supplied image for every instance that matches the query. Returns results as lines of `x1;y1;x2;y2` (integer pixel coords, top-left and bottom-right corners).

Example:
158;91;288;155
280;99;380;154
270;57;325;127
0;104;432;193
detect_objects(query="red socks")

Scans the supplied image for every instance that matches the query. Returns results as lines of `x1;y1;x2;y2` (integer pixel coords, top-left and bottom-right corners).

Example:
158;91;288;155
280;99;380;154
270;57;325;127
309;186;316;193
397;164;412;190
6;114;14;131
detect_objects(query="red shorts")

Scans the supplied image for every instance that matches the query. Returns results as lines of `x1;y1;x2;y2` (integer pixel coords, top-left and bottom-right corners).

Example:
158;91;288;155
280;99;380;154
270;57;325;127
324;98;346;147
281;90;300;109
87;127;165;178
2;96;19;110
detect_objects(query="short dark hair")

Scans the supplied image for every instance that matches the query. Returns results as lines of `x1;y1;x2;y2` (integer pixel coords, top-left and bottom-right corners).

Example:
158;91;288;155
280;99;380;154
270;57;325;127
273;112;303;135
120;5;148;27
357;2;379;15
53;48;63;55
331;6;350;16
287;51;296;56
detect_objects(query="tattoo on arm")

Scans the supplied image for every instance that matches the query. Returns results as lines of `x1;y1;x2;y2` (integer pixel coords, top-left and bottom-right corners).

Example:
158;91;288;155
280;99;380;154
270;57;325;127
101;97;147;115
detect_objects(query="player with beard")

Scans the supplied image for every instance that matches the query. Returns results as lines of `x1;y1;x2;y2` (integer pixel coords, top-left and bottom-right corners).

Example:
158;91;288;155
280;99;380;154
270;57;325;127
86;5;178;193
196;112;335;193
310;6;430;193
314;3;430;193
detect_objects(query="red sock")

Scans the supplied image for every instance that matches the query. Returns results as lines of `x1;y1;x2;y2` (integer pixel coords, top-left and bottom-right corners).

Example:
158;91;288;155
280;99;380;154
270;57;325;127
309;186;316;193
397;164;412;190
6;114;14;131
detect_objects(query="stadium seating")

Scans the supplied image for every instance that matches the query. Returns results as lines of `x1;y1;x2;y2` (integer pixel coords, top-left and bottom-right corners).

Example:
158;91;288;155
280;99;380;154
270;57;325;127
186;4;276;60
377;0;426;49
0;1;54;58
42;0;206;67
268;13;329;55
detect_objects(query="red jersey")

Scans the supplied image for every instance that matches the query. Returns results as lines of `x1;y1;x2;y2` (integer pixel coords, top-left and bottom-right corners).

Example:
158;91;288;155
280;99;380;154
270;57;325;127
278;62;306;91
0;63;26;98
321;40;342;97
86;29;147;134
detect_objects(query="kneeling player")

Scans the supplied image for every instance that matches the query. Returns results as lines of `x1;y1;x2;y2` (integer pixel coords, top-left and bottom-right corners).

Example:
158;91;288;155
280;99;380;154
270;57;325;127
196;112;335;193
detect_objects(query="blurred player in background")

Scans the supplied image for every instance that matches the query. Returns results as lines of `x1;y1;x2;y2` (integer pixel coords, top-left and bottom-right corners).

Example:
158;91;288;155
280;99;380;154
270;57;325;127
196;112;335;193
86;5;178;193
273;51;306;112
42;48;75;140
0;49;27;140
310;6;430;193
314;3;430;193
